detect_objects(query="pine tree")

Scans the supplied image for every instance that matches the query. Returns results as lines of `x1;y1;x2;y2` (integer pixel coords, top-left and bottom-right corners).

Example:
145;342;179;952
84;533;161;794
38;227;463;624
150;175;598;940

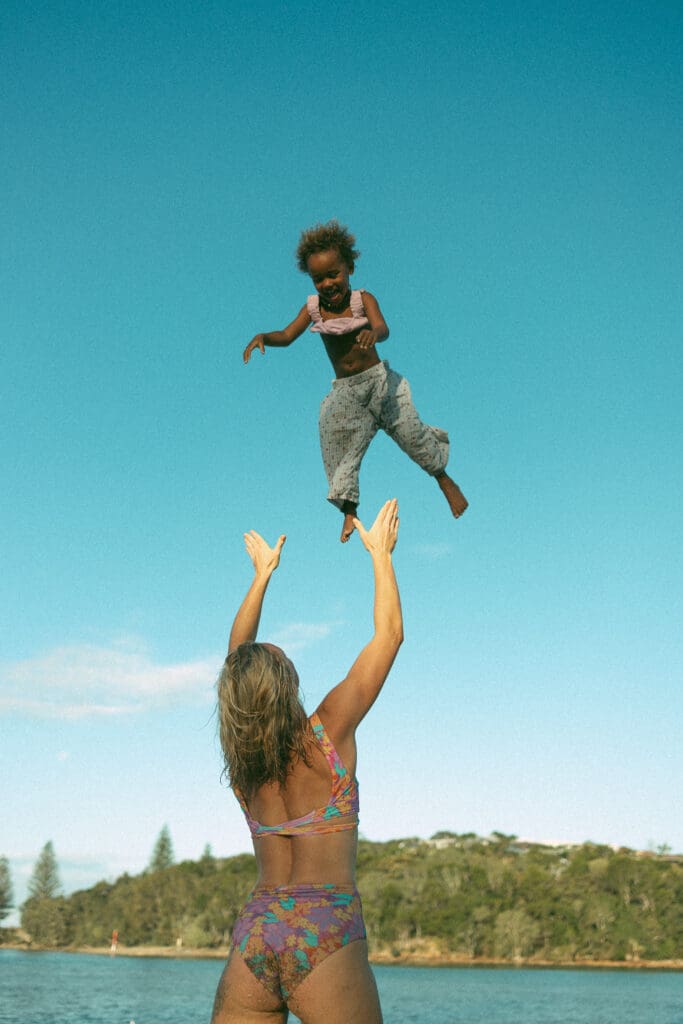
148;825;174;872
0;856;14;922
21;842;65;946
27;841;62;899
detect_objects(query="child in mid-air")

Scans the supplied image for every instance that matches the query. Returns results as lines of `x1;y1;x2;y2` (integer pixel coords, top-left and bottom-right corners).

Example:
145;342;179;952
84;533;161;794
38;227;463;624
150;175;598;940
243;220;468;543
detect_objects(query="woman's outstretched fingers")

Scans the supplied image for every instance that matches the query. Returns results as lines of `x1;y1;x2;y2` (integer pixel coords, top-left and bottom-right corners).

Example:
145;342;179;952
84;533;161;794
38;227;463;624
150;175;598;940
354;499;399;554
243;530;286;574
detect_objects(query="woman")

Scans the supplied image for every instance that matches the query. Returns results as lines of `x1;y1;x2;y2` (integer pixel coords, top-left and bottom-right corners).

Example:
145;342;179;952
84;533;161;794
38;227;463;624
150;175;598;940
211;499;402;1024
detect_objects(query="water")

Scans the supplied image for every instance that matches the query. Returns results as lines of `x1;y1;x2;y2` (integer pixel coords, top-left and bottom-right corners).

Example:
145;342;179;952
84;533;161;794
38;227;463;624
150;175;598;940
374;965;683;1023
0;949;681;1024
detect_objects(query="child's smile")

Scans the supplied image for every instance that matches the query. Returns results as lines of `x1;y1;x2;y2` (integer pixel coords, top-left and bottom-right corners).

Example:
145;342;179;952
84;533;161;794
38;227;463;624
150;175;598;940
306;249;353;312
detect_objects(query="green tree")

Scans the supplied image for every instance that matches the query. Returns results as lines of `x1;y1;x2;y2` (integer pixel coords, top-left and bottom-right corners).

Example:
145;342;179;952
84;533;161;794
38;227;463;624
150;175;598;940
28;841;61;899
148;825;174;872
7;835;683;958
0;857;14;921
493;908;541;960
21;896;67;946
21;841;65;946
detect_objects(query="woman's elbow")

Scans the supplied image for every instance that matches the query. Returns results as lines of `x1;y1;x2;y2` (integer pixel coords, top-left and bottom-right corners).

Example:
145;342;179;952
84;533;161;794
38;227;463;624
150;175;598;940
378;620;404;651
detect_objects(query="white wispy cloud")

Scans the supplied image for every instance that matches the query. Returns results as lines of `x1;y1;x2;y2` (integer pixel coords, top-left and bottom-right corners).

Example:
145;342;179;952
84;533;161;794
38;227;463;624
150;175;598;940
0;696;142;720
269;621;335;653
0;623;338;719
411;542;455;560
0;638;218;719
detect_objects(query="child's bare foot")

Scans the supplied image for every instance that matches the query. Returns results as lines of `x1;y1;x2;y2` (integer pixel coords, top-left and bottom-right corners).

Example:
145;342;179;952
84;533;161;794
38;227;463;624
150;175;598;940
436;472;468;518
340;501;358;543
341;513;356;543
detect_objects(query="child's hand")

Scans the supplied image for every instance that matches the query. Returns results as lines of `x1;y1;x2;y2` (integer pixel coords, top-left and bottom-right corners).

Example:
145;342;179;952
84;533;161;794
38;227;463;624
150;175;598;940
356;329;377;350
243;530;286;576
353;499;399;556
243;335;266;363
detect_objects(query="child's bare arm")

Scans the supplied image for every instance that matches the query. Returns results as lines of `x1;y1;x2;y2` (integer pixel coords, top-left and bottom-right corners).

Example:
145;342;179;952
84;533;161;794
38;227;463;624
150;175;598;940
243;304;311;363
356;291;390;351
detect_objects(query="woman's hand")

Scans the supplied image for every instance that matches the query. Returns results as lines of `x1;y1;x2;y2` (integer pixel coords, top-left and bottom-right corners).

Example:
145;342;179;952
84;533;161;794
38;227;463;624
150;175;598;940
228;531;286;651
244;530;286;577
353;499;399;557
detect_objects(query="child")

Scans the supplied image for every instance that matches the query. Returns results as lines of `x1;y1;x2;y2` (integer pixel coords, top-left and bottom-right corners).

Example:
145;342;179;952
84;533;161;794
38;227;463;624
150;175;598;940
243;220;468;542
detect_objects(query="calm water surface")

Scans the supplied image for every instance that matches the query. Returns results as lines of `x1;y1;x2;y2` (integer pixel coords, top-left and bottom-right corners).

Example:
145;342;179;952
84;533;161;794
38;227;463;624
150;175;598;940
0;950;681;1024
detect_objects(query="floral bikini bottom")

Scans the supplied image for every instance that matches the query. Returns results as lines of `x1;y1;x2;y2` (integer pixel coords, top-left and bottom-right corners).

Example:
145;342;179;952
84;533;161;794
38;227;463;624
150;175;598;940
231;883;366;1000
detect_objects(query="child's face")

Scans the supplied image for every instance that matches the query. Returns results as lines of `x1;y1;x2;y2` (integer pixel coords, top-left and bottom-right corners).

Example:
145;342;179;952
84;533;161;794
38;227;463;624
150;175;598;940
306;249;353;307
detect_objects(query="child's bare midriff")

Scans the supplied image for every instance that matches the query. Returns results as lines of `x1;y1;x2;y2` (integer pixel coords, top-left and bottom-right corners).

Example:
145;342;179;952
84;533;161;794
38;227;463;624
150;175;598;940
322;330;382;378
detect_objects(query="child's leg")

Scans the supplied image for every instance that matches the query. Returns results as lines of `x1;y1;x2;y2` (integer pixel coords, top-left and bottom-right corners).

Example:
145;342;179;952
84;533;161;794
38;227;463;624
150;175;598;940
378;367;467;518
319;382;378;542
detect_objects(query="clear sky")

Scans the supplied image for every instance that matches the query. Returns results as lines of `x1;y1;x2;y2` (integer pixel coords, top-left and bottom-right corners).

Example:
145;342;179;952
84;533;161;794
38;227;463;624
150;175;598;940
2;1;681;925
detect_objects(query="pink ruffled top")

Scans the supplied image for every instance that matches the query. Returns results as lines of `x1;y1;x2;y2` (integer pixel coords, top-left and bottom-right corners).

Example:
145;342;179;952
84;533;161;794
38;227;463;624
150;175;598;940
307;290;369;335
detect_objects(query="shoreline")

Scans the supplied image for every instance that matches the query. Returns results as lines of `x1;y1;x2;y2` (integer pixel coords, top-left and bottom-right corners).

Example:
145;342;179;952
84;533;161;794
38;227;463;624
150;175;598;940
3;943;682;971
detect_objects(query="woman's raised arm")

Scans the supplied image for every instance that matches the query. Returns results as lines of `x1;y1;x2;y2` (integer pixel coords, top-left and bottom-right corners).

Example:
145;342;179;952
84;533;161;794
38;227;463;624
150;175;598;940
317;499;403;737
227;531;286;654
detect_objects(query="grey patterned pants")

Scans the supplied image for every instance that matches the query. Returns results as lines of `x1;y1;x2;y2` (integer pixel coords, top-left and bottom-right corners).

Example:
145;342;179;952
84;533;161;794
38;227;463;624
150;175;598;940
319;360;449;510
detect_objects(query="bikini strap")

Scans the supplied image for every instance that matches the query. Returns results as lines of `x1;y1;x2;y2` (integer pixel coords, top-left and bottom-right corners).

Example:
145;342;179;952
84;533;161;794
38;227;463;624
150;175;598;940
309;713;348;783
233;785;255;825
307;294;323;323
349;289;366;317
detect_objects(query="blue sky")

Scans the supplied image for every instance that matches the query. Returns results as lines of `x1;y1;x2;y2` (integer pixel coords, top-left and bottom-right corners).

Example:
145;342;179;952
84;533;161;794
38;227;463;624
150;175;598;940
2;1;681;924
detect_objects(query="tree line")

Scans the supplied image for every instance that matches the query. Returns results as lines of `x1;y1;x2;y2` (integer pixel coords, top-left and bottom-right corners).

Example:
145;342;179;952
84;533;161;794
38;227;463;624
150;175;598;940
0;826;177;943
4;830;683;962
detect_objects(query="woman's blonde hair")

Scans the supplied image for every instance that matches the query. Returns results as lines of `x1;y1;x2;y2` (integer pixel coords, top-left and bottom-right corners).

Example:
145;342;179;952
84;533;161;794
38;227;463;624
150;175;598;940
217;642;311;798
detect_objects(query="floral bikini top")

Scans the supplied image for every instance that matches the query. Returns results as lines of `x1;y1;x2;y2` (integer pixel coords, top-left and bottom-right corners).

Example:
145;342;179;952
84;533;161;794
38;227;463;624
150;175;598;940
235;713;359;838
307;289;369;335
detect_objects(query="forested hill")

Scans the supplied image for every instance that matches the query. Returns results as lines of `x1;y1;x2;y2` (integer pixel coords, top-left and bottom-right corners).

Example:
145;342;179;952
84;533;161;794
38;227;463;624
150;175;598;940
14;834;683;963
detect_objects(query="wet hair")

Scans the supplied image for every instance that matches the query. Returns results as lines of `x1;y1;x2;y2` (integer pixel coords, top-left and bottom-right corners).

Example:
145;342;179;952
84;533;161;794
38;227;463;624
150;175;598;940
217;642;311;799
295;219;360;273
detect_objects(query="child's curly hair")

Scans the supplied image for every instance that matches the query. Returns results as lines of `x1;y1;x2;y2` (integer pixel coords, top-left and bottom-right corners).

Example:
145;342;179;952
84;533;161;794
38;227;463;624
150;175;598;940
296;220;360;273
